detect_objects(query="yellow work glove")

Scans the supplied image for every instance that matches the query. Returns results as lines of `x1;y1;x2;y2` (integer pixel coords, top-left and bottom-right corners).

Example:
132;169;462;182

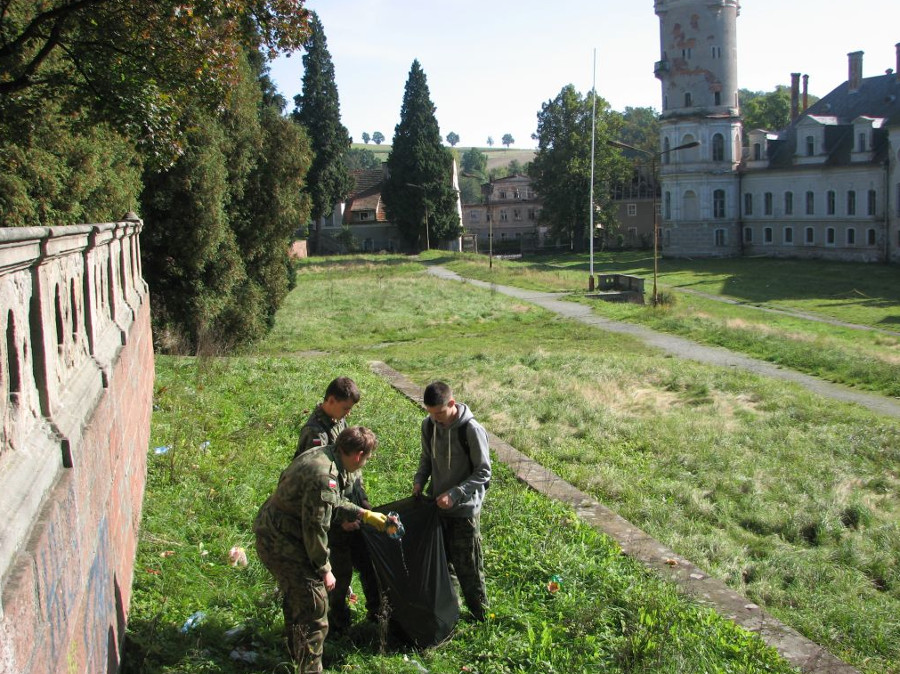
360;510;389;532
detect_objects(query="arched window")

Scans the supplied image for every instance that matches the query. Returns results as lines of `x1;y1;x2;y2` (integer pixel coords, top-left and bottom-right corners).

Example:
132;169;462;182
712;134;724;161
684;92;692;107
683;190;698;220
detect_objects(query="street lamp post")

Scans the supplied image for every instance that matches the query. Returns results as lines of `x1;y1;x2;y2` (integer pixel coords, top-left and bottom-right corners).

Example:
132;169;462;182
405;183;430;251
607;139;700;305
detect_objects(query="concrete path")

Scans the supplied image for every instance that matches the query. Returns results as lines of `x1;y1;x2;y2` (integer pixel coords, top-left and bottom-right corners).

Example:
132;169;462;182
427;265;900;419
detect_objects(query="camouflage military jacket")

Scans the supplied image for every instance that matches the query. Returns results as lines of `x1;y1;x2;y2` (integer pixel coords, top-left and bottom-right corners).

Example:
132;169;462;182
295;405;345;458
253;446;362;577
295;406;369;507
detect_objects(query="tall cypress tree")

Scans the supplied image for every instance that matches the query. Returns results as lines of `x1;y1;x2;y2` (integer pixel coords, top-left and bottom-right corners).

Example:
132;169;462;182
292;13;352;240
382;60;460;250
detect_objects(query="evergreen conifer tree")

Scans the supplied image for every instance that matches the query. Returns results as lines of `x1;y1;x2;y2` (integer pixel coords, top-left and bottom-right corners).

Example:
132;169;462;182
292;12;352;244
382;60;460;250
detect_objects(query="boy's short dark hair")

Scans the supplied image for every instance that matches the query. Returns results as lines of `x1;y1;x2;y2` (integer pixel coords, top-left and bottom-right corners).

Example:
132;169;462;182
325;376;361;403
423;381;453;407
335;426;377;456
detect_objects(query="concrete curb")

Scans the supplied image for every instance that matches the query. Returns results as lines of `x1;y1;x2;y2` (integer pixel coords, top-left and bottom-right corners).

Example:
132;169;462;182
371;360;859;674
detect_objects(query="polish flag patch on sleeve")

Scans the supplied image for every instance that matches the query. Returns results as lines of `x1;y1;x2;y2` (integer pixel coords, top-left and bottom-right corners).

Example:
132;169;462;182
328;478;337;490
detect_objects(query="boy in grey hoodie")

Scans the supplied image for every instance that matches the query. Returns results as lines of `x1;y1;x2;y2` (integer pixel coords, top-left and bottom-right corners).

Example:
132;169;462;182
413;381;491;621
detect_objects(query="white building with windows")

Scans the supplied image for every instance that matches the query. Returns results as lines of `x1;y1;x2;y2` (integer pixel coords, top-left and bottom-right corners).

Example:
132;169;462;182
462;175;547;251
654;0;900;263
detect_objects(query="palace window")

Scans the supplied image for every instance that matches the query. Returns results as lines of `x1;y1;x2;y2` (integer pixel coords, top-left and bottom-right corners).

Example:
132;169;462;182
743;193;753;216
867;228;876;245
827;190;836;215
868;189;876;215
627;203;637;216
713;189;725;218
715;228;726;246
847;228;856;245
784;227;794;244
805;226;814;244
806;191;815;215
764;192;773;215
826;227;836;245
764;227;773;243
744;227;753;243
784;191;794;215
847;190;856;216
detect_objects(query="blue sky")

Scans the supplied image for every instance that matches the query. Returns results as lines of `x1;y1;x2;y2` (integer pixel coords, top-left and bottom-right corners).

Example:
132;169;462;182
268;0;900;149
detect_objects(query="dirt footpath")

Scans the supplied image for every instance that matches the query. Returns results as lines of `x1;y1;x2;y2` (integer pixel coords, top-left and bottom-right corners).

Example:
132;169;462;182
427;265;900;420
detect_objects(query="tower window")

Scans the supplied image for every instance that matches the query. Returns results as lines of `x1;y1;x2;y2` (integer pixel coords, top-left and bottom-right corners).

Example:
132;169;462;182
712;134;724;161
714;91;721;106
684;92;692;107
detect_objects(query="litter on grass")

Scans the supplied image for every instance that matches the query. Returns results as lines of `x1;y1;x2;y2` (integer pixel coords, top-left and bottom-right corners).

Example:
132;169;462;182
180;611;206;633
229;546;248;567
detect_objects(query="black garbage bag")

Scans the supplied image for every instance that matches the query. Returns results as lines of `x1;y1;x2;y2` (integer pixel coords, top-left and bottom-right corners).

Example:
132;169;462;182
360;496;459;647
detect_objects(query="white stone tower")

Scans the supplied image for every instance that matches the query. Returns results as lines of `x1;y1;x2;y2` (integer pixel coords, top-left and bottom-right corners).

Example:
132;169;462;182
654;0;743;256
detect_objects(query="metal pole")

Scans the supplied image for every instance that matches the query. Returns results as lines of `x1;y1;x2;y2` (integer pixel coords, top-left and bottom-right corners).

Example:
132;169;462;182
589;48;597;291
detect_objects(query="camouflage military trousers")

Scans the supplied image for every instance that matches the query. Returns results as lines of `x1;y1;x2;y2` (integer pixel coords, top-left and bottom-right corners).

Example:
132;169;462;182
254;537;328;674
440;514;487;620
328;527;380;630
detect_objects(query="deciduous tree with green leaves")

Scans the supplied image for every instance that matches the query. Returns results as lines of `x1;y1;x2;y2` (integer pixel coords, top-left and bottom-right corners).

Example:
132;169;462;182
292;12;352;237
529;84;629;251
446;131;460;147
372;131;385;145
0;0;310;167
502;134;515;148
382;60;460;249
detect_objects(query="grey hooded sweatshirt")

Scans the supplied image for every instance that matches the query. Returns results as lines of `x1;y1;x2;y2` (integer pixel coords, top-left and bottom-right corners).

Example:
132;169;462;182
414;403;491;518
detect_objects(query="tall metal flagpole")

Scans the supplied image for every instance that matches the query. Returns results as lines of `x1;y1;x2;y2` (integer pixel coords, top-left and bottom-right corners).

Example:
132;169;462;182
588;48;597;290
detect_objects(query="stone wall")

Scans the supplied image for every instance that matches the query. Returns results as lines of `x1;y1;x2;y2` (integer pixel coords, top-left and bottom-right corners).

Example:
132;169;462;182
0;219;154;673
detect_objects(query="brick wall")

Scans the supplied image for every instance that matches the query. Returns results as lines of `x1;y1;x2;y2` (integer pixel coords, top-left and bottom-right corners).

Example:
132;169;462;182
0;220;154;674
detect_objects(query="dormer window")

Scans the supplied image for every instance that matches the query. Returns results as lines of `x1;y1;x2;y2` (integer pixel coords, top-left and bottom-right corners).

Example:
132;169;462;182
753;143;761;161
806;136;815;156
858;133;866;152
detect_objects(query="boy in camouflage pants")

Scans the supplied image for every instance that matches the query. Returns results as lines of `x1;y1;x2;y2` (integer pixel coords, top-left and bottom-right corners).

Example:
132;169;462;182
295;376;379;630
255;427;389;673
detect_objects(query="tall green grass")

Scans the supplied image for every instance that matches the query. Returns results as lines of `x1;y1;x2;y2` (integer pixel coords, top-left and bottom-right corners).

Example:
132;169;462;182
251;256;899;672
438;253;900;396
125;355;794;673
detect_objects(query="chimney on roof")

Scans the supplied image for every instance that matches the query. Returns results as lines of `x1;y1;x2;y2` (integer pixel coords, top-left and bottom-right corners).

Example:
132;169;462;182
790;73;801;121
848;51;863;93
802;74;809;112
